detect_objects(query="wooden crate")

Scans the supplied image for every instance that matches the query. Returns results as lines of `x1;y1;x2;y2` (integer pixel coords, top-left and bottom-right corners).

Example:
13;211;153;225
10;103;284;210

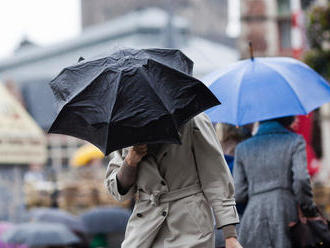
24;182;53;209
58;179;131;214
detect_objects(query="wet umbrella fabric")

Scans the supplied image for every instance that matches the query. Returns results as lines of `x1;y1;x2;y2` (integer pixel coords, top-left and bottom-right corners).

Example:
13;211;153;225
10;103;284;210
204;57;330;125
49;48;220;155
30;208;87;233
1;222;80;246
80;207;131;234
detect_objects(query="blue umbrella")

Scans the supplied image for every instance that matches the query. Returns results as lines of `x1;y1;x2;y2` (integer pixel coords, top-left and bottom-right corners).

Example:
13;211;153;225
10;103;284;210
80;207;131;234
203;57;330;125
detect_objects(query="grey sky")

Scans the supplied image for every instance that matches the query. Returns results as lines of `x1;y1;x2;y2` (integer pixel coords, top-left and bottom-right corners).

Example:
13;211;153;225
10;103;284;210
0;0;81;58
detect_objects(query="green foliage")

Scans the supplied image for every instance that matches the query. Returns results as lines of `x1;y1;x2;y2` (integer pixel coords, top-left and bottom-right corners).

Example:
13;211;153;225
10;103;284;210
304;3;330;80
307;4;330;49
304;50;330;78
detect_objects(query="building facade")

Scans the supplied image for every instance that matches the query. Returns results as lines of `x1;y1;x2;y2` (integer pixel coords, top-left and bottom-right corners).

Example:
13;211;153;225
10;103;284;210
239;0;297;58
80;0;234;46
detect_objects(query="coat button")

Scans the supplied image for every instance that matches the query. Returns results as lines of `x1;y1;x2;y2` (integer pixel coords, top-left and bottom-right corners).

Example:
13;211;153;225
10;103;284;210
162;211;167;217
137;213;143;218
161;180;166;186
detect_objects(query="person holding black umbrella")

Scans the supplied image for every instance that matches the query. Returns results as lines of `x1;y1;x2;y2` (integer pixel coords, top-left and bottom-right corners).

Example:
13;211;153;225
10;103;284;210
105;113;242;248
48;48;241;248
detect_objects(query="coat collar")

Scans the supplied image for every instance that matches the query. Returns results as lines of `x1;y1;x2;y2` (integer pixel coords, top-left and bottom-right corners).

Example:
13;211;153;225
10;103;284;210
256;121;290;136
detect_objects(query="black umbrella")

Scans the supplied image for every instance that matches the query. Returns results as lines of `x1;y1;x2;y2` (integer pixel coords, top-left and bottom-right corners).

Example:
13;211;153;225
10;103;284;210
49;48;220;155
80;207;131;234
1;222;80;246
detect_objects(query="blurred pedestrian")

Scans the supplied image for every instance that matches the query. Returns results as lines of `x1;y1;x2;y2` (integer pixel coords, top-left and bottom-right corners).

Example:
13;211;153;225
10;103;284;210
105;113;242;248
234;116;318;248
215;124;252;248
24;163;45;183
220;124;252;173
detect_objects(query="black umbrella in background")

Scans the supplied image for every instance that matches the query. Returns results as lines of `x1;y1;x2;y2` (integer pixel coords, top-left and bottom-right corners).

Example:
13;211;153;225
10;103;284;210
49;48;220;155
1;222;80;247
30;208;87;233
80;207;131;234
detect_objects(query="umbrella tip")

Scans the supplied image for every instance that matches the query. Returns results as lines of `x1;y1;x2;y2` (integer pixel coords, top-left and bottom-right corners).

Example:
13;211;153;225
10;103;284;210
248;41;254;61
78;56;85;62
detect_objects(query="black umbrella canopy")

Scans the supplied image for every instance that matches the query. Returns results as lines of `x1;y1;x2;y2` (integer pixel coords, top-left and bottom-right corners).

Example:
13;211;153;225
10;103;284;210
49;48;220;155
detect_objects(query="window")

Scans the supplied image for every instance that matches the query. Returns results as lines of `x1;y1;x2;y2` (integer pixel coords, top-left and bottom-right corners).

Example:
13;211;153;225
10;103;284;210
278;19;292;50
277;0;291;16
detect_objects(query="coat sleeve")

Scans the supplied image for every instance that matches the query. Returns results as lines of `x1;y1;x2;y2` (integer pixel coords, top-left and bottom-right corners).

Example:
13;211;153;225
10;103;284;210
104;149;136;201
233;145;248;204
291;135;317;216
191;113;239;228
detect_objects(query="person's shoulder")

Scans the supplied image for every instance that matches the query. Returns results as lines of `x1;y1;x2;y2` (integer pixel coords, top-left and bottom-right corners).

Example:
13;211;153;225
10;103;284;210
191;112;212;126
238;130;303;148
274;131;306;151
290;132;306;146
287;130;303;139
275;129;305;145
235;136;254;151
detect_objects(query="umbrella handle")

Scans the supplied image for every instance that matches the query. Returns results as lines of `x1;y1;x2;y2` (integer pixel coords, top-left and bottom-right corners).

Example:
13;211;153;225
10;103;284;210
249;41;254;61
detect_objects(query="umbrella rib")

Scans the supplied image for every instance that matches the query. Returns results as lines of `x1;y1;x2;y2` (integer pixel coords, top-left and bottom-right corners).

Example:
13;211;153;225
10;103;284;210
138;66;173;116
235;63;251;125
105;71;122;153
204;59;247;86
260;62;307;114
107;70;122;124
51;66;110;114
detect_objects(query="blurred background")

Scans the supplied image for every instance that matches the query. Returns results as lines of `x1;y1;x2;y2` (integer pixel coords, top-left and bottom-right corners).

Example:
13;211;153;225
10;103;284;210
0;0;328;231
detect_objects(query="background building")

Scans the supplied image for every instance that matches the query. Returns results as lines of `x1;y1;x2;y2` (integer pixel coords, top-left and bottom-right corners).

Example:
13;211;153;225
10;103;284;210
239;0;314;58
81;0;235;46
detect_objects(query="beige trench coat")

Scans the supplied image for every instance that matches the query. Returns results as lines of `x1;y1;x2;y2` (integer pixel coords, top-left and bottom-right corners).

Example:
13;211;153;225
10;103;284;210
105;113;239;248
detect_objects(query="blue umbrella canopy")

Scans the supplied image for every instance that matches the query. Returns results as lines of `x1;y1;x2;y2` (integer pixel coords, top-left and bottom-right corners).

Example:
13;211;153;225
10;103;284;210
80;207;131;234
204;57;330;125
1;222;80;246
30;208;87;233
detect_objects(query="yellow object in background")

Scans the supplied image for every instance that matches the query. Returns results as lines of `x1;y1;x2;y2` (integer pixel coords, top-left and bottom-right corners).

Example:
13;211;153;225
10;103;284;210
70;144;104;167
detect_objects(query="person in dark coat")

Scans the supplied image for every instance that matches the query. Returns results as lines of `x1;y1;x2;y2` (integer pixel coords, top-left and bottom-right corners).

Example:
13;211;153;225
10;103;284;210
233;116;318;248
